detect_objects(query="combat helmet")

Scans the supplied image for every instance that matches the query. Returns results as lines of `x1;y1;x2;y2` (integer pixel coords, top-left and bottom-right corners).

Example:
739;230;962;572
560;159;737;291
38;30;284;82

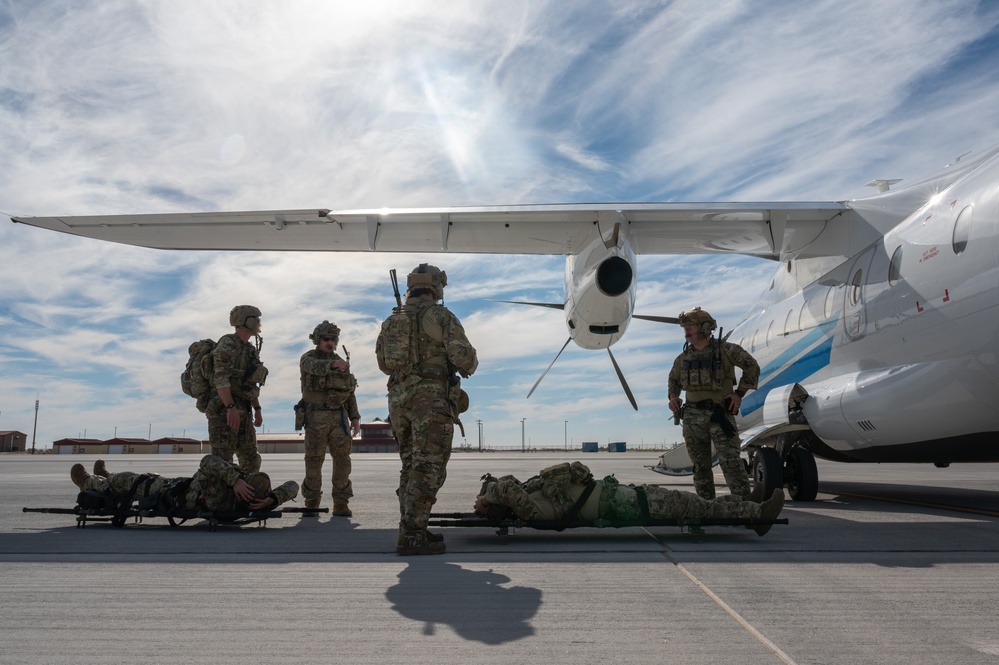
309;320;341;344
229;305;262;330
407;263;447;300
677;307;717;335
244;472;271;501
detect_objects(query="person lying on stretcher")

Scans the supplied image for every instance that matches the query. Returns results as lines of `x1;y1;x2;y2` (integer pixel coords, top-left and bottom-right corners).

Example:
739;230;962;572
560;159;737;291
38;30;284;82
70;455;299;513
472;461;784;537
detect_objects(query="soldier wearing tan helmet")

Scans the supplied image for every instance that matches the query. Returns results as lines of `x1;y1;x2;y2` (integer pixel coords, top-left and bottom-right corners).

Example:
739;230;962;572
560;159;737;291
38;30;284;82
667;307;761;501
299;320;360;515
207;305;269;473
376;263;478;555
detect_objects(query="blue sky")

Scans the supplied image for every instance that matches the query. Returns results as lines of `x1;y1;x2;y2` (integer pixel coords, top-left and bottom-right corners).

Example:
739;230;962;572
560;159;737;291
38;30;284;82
3;0;999;450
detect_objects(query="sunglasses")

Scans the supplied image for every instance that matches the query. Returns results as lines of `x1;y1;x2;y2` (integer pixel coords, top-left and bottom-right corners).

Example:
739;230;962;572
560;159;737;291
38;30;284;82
320;336;337;343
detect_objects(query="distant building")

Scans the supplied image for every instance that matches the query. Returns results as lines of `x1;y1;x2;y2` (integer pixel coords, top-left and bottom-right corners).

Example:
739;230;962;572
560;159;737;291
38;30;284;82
153;437;204;454
0;430;28;452
52;438;107;455
356;420;398;453
46;422;398;455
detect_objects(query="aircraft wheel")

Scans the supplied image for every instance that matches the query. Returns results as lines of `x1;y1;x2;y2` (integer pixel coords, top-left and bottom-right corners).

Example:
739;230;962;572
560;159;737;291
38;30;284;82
785;447;818;501
752;446;782;501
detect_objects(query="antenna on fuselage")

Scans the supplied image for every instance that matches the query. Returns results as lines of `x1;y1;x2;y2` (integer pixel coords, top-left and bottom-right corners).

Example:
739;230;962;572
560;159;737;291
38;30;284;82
865;179;902;193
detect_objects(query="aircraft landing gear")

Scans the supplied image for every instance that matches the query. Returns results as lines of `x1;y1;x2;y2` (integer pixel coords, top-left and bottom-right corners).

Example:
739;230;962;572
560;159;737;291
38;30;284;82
751;447;782;502
749;443;820;502
785;447;818;501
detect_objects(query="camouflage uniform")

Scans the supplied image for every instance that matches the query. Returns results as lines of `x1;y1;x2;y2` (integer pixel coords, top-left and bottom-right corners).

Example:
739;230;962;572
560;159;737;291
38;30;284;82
482;461;760;522
82;454;298;512
379;293;477;550
300;347;360;506
207;333;267;473
668;339;760;500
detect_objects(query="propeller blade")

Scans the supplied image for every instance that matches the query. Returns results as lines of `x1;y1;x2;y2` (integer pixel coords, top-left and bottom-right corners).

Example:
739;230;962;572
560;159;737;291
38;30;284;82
633;314;680;324
527;337;573;398
489;299;565;310
607;347;638;410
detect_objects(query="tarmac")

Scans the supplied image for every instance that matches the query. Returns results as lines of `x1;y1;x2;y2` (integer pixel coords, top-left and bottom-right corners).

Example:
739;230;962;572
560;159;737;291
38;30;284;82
2;451;999;665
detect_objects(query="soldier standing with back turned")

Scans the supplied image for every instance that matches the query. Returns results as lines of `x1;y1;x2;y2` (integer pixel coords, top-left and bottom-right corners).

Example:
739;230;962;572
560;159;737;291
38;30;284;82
376;264;478;555
299;320;360;515
208;305;269;474
667;307;760;501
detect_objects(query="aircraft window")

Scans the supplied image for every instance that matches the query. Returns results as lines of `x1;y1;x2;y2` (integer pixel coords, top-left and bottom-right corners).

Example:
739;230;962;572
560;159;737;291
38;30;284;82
824;287;836;319
783;309;795;336
798;305;814;331
888;246;903;286
787;260;792;273
850;269;863;306
953;205;972;254
766;320;774;346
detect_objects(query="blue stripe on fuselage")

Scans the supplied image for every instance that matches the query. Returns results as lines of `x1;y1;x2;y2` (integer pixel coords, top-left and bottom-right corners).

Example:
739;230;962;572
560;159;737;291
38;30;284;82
741;321;835;416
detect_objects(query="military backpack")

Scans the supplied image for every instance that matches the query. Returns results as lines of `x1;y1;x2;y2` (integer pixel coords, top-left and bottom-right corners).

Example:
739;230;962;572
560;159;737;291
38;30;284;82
181;338;217;411
375;306;418;375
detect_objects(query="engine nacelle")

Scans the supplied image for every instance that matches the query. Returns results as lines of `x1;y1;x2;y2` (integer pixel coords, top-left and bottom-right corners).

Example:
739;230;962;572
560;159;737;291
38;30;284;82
801;359;999;461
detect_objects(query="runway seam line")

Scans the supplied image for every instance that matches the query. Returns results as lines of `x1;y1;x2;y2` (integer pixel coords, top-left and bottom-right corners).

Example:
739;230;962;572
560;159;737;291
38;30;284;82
646;528;798;665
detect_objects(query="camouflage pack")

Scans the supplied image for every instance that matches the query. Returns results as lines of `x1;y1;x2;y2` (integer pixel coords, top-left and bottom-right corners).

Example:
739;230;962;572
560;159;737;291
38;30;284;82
375;307;417;375
181;338;217;410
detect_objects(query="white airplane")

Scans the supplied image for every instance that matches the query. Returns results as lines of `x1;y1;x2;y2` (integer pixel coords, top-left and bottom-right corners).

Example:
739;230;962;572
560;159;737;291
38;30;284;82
13;145;999;502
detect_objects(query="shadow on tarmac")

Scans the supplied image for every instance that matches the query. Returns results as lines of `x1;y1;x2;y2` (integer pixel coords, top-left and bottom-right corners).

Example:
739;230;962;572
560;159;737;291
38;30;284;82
386;561;542;644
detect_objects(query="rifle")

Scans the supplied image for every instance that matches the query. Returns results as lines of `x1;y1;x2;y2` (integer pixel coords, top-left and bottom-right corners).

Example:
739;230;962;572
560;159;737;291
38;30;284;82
390;269;402;308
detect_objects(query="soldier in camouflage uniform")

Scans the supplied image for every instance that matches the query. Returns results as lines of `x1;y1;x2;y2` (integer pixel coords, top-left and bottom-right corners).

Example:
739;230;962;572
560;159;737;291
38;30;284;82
668;307;761;501
70;455;299;513
299;320;360;515
474;461;784;537
207;305;269;473
376;264;478;555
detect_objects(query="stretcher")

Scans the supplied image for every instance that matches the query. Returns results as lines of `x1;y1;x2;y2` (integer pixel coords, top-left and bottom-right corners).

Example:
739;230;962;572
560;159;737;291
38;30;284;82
23;505;326;532
428;512;788;536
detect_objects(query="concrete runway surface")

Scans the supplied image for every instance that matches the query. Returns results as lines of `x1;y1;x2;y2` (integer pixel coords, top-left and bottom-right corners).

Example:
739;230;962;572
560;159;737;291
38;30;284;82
2;452;999;665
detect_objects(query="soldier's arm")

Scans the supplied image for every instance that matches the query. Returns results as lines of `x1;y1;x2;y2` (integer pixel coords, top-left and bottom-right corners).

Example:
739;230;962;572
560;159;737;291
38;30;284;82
212;337;236;392
727;343;760;392
444;312;478;377
300;351;335;376
486;477;542;520
347;393;360;422
667;356;683;399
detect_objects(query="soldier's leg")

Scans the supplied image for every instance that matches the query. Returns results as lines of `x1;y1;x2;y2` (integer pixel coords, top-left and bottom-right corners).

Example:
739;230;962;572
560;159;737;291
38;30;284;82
302;411;333;506
328;422;354;503
400;409;453;536
391;406;414;515
710;417;751;499
683;409;716;500
233;411;261;473
207;408;235;463
644;485;760;520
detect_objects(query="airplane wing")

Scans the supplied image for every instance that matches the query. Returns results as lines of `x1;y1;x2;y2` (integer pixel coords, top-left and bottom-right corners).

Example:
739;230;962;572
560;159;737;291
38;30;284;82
11;202;846;258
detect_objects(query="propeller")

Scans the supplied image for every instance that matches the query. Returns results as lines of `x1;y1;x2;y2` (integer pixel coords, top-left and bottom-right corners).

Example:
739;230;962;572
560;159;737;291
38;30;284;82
527;337;573;399
607;346;638;410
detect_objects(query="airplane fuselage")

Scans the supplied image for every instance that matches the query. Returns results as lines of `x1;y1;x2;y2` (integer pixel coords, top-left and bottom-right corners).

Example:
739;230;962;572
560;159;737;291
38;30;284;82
729;153;999;464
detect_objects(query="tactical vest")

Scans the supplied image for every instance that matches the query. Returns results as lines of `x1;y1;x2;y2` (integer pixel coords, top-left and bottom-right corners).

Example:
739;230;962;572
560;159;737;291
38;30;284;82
300;351;357;408
678;341;736;393
219;334;268;400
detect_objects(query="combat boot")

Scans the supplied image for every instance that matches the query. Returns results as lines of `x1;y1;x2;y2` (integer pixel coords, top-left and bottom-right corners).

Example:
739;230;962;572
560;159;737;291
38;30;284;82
304;498;320;510
754;488;785;537
93;459;111;478
70;463;91;490
748;481;765;504
425;530;444;543
396;529;446;556
332;501;352;517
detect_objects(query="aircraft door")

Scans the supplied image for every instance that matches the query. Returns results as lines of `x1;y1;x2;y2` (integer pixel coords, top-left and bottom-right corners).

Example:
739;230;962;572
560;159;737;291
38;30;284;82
843;246;875;341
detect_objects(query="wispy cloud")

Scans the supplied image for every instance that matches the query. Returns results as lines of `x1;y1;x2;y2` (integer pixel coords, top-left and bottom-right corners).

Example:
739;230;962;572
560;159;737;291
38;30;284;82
2;0;998;448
